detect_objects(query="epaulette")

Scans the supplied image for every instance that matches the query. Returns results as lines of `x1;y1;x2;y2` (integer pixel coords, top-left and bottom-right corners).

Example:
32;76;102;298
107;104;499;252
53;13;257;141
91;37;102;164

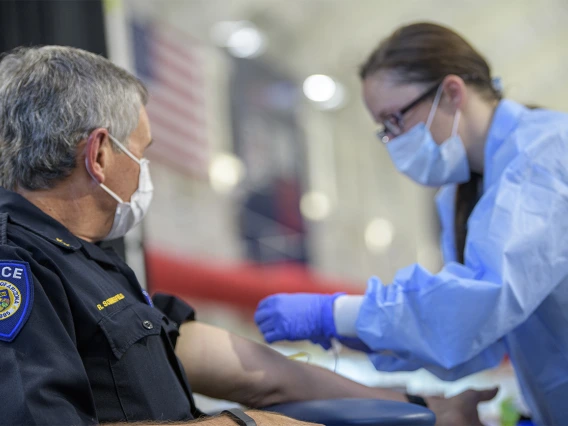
0;212;7;246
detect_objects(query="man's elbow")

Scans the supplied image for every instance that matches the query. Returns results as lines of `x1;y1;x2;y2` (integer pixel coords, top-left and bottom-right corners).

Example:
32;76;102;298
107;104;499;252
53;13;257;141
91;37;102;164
230;373;294;409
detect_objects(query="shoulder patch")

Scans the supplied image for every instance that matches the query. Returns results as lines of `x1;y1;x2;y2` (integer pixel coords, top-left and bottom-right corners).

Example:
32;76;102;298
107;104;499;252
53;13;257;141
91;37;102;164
0;261;34;342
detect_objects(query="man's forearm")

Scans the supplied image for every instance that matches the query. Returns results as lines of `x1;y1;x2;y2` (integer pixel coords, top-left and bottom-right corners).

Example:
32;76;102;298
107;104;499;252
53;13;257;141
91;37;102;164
175;322;406;408
271;356;407;406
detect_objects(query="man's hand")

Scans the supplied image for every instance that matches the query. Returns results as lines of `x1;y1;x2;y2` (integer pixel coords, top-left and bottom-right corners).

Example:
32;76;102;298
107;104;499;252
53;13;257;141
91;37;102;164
426;388;499;426
246;411;322;426
200;411;321;425
106;410;322;425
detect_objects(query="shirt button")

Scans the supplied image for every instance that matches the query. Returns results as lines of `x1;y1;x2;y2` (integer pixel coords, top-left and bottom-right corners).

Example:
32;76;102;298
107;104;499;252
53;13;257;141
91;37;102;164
142;320;154;330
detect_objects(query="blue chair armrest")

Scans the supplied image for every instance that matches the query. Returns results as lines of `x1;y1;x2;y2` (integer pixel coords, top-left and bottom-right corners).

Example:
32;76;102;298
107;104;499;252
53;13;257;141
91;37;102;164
263;398;436;426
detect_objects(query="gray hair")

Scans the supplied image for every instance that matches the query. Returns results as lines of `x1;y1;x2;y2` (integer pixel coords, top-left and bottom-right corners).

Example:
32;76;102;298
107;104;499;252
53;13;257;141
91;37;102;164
0;46;148;191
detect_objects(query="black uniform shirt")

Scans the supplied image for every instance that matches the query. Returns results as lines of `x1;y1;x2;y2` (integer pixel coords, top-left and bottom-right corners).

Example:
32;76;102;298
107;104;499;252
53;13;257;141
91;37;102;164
0;188;200;425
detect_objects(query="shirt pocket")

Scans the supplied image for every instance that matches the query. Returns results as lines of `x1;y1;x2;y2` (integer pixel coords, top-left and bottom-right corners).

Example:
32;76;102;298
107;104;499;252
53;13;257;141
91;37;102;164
98;303;191;422
99;303;162;359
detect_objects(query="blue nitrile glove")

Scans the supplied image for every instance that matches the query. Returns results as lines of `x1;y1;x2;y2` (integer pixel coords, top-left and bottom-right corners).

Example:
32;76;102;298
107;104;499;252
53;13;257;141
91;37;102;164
334;336;374;353
309;337;333;350
255;293;345;349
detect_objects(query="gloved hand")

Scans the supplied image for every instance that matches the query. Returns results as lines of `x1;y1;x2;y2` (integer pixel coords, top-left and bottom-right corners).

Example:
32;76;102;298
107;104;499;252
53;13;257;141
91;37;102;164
309;337;334;350
254;293;344;349
334;336;374;353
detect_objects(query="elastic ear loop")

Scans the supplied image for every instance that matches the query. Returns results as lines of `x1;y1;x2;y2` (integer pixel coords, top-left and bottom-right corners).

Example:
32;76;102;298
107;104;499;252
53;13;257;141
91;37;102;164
426;84;461;140
425;84;444;129
108;134;142;165
85;157;125;204
99;183;125;204
451;110;462;138
86;133;145;205
104;134;149;200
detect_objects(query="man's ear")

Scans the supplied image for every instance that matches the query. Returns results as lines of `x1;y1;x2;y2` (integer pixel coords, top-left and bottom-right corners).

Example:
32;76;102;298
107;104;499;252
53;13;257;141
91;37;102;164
85;128;111;184
441;74;467;112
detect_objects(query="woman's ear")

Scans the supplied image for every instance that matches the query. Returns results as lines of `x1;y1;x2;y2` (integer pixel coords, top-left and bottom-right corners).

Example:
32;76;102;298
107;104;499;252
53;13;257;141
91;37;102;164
85;128;111;184
441;75;467;112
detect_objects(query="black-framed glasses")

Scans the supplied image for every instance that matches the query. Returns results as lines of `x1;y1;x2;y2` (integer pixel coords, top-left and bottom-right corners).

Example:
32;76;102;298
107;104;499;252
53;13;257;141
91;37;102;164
376;80;442;143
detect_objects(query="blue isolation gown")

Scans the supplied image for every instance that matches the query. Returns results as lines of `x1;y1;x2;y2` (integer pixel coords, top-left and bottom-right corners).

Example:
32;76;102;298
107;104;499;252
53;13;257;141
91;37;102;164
342;100;568;425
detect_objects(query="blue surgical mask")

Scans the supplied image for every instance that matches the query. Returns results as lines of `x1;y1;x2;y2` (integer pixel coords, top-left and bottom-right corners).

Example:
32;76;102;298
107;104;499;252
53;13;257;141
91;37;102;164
385;86;470;187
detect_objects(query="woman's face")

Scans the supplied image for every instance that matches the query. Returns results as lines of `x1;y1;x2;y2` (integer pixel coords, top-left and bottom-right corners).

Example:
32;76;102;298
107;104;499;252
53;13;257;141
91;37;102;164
362;70;458;145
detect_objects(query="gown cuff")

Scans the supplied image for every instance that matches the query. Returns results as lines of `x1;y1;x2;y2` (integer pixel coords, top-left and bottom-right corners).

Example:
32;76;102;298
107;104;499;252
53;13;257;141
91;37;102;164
333;295;364;337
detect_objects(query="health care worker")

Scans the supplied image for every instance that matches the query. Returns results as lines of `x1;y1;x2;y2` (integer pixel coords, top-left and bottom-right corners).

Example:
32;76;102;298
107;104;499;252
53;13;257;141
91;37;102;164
254;22;568;425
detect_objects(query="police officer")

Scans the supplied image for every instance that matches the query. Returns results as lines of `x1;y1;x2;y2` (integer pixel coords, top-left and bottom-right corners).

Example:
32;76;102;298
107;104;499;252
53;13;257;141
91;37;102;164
0;46;494;426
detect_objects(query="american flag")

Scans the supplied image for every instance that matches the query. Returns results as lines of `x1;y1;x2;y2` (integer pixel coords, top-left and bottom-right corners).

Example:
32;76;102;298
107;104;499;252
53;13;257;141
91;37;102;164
131;20;209;178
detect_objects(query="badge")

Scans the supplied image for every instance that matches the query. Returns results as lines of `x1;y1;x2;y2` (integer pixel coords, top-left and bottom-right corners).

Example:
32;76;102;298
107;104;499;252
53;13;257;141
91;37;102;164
0;261;34;342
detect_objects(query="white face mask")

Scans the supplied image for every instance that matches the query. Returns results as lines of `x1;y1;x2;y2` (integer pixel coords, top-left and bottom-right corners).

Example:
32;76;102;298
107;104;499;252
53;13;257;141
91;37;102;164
87;134;154;241
385;85;470;187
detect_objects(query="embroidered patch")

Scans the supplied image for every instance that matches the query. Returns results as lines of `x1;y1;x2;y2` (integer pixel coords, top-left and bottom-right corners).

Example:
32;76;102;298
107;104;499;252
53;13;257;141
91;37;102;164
0;261;34;342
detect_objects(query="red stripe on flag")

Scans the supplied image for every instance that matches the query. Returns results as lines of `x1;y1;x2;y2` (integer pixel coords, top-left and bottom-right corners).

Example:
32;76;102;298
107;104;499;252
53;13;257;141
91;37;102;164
147;105;207;145
147;91;207;129
135;22;209;178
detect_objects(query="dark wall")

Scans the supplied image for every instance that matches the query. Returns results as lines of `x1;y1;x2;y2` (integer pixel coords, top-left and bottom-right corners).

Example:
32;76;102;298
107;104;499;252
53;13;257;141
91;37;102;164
0;0;107;55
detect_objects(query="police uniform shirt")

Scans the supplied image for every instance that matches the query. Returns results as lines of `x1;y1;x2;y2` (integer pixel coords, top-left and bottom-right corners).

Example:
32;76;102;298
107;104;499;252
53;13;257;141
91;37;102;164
0;187;201;425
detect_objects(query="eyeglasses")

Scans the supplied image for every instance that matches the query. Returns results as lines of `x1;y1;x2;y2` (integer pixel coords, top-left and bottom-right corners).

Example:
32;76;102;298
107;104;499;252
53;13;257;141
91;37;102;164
376;80;442;143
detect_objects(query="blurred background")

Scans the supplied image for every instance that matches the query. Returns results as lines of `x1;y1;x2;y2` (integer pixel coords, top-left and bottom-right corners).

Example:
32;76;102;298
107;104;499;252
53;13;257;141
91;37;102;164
2;0;568;423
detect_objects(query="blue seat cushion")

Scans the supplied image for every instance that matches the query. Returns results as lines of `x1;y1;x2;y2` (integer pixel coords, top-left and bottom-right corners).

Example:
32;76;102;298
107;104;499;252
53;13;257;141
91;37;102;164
263;398;436;426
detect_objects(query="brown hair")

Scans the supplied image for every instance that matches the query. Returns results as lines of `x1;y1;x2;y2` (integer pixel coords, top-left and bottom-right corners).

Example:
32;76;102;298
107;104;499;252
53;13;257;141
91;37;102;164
360;22;502;263
359;22;501;101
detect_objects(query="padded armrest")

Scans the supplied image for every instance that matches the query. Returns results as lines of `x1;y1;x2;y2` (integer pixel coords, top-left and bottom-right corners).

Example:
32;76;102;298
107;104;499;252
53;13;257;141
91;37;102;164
263;398;436;426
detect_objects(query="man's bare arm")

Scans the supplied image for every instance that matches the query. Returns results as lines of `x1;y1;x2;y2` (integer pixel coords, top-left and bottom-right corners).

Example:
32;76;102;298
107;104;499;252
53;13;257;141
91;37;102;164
175;321;407;408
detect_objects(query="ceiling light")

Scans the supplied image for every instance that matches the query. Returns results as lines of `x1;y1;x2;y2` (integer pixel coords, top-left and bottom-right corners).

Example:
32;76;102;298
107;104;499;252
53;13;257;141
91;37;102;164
303;74;337;103
300;192;332;221
209;153;246;194
365;218;395;253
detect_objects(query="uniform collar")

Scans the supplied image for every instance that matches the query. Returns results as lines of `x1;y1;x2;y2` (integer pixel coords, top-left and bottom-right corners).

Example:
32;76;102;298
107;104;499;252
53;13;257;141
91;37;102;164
81;241;122;268
0;187;82;250
483;99;526;189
